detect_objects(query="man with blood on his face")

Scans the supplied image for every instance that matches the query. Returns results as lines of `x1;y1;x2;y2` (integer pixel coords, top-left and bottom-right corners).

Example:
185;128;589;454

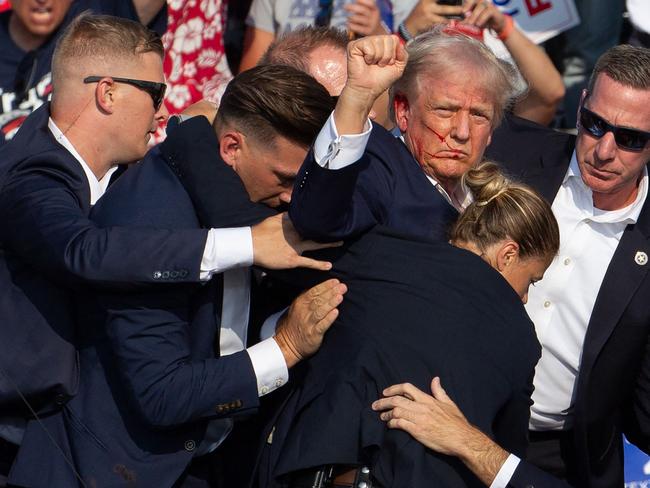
288;28;523;243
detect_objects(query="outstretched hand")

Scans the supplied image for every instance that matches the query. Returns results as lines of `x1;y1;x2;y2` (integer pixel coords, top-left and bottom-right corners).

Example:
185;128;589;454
251;213;341;271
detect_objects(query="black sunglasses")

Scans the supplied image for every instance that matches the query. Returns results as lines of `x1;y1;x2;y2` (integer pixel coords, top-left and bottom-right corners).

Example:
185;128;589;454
83;76;166;111
579;105;650;152
315;0;333;27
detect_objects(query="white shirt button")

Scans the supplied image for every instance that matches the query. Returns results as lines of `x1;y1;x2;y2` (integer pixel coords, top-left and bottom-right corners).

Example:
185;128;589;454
275;378;284;387
543;300;551;308
563;258;571;266
261;386;269;395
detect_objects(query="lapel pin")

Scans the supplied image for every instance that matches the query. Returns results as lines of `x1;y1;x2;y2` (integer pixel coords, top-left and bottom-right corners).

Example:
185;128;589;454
635;251;648;266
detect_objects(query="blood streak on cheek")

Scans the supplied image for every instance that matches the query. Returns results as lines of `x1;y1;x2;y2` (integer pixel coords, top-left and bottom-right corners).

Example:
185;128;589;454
423;120;448;146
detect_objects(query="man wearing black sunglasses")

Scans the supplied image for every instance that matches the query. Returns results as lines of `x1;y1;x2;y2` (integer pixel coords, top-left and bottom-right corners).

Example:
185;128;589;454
372;44;650;488
0;14;336;487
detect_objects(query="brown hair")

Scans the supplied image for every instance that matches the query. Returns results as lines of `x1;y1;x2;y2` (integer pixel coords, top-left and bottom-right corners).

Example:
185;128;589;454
51;13;163;89
214;64;335;149
259;26;348;73
587;44;650;93
451;161;559;260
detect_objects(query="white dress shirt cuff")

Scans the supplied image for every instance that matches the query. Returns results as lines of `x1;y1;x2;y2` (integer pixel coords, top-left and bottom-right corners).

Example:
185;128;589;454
247;338;289;396
259;308;287;340
200;227;254;280
313;112;372;170
489;454;520;488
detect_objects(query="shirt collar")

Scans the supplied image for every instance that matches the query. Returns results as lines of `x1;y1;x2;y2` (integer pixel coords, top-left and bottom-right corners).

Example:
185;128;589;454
563;150;648;225
48;117;117;205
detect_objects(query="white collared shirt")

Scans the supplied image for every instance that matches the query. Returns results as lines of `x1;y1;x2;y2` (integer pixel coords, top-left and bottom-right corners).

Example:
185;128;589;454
527;152;648;431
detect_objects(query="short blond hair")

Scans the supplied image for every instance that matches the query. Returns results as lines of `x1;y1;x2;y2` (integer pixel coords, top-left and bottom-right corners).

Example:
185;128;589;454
51;13;163;91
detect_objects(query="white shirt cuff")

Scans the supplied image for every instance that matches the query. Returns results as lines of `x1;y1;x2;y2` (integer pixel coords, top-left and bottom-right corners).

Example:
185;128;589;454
489;454;520;488
259;308;287;341
247;338;289;396
313;111;372;170
200;227;254;280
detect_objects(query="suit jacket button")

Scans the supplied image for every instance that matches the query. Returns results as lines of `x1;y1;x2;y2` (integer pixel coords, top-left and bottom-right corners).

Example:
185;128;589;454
153;271;162;279
54;394;67;406
216;404;226;413
184;440;196;451
162;271;170;279
180;270;188;278
234;400;243;408
170;271;179;278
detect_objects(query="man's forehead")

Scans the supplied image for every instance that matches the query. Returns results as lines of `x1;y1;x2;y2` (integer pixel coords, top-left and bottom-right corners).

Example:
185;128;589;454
415;75;495;110
268;136;308;168
588;74;650;131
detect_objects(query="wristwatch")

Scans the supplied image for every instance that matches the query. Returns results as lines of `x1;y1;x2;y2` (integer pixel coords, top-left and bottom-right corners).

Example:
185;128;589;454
166;113;192;134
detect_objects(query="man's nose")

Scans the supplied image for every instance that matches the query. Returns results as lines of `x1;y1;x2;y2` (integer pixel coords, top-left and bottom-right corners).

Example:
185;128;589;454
450;111;470;142
594;131;617;162
156;102;169;123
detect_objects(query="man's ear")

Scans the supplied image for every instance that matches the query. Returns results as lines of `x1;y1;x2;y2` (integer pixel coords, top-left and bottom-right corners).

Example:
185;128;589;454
95;79;115;114
495;240;520;272
219;130;244;169
577;88;589;126
393;93;410;133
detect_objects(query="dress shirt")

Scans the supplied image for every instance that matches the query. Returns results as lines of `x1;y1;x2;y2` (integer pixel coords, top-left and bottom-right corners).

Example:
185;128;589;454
314;112;472;211
527;153;648;431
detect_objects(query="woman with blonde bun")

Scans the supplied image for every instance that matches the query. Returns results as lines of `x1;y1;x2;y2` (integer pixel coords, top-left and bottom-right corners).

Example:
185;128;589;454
258;162;559;488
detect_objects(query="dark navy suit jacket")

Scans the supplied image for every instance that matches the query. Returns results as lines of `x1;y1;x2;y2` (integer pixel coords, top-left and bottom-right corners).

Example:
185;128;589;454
289;122;459;243
0;105;208;416
257;227;540;488
9;118;267;487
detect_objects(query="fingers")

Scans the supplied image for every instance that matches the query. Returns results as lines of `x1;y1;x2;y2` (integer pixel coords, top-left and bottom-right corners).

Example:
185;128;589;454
290;255;334;271
430;376;454;406
432;4;465;17
463;0;501;28
381;382;427;401
350;35;402;67
303;278;347;323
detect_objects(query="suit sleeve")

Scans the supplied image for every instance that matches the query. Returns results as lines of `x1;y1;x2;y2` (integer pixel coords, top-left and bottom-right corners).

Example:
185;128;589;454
492;370;535;459
98;286;260;428
0;156;207;287
623;328;650;454
507;460;575;488
289;127;398;242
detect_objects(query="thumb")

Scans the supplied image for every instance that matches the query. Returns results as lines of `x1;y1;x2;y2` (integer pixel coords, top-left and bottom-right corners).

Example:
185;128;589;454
430;376;452;404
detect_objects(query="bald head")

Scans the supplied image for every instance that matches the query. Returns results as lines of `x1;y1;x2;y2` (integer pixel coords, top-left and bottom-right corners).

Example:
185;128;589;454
260;26;348;95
